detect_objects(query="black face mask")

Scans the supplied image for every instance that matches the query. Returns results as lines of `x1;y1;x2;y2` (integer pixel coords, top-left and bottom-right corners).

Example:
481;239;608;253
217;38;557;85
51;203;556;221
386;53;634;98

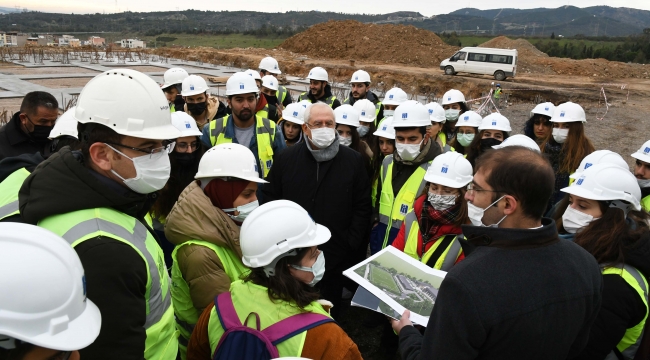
187;102;207;116
26;115;53;144
480;137;503;152
263;93;278;105
173;152;196;166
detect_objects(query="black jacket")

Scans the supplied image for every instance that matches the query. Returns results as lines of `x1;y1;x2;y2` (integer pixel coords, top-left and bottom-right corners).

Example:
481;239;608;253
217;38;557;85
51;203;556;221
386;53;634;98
399;219;602;360
0;112;52;161
19;148;157;360
0;151;45;223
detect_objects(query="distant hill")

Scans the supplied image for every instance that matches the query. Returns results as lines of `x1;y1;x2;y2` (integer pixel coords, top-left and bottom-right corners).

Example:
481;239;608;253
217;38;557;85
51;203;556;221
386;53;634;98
0;6;26;14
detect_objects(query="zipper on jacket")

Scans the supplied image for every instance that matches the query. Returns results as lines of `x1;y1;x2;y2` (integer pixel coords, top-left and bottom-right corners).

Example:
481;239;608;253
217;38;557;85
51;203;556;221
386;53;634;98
316;162;319;182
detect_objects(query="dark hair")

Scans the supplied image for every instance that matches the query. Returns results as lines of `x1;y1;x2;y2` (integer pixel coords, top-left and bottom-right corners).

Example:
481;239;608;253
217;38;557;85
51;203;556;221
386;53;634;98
371;137;395;185
465;129;510;167
337;124;373;180
243;248;320;309
523;114;551;142
360;121;377;151
78;123;124;167
475;146;555;219
448;127;478;155
0;341;35;360
541;122;594;174
49;135;82;154
20;91;58;116
394;126;427;136
442;101;469;136
163;84;182;94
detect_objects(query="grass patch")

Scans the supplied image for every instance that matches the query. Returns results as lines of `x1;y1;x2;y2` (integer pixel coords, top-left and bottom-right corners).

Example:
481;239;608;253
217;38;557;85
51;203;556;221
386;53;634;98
370;265;400;294
115;33;286;49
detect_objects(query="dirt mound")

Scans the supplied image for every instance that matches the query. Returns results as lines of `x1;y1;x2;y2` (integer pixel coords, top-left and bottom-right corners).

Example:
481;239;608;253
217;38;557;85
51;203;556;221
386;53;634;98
479;36;548;58
279;20;459;68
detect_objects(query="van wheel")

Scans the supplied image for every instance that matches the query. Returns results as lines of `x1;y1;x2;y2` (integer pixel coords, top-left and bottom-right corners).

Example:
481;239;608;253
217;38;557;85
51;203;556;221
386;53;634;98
444;66;455;75
494;71;506;81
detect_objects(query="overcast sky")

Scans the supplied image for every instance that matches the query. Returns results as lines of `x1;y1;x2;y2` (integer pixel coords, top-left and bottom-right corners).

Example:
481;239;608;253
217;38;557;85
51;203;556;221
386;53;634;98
1;0;649;15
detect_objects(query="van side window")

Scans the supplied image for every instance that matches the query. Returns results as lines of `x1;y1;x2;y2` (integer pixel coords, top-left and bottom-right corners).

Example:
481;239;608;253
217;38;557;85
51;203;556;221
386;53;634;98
468;53;487;62
487;54;513;64
458;52;466;60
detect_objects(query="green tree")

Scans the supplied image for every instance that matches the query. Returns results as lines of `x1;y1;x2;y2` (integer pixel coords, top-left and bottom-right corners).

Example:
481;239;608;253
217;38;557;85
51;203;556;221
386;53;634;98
551;32;555;39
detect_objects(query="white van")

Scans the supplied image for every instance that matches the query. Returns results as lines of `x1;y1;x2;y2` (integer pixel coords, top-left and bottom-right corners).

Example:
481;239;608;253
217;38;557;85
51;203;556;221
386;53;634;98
440;47;518;81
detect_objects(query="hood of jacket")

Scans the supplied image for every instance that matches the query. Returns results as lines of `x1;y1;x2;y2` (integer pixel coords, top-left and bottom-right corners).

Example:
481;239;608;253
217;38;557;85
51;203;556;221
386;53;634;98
0;152;44;182
623;231;650;279
164;180;242;258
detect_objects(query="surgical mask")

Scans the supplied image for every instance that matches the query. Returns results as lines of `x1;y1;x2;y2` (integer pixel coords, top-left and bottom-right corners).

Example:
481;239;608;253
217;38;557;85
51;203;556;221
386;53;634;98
291;251;326;287
339;136;352;147
222;200;259;223
26;115;53;143
384;110;395;117
456;133;475;147
428;192;457;211
357;125;370;137
187;101;207;116
445;109;461;122
106;144;171;194
553;128;569;144
562;206;597;234
396;140;423;161
480;137;502;152
467;195;507;227
309;127;336;148
638;178;650;188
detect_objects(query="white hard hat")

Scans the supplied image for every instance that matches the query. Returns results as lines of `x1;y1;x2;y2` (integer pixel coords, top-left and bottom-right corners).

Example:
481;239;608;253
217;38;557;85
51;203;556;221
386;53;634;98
353;99;377;123
492;134;540;152
0;223;101;351
49;107;78;139
631;140;650;164
181;75;209;97
550;102;586;123
334;104;361;128
74;69;181;140
195;143;267;183
162;68;189;89
244;69;262;81
392;102;430;128
226;72;259;96
307;67;328;82
424;152;473;188
441;89;466;105
240;200;331;270
373;116;395;139
350;70;371;83
383;87;408;106
456;111;482;128
561;163;641;211
282;103;306;125
261;75;279;91
298;100;312;109
424;102;446;123
259;57;281;75
570;150;629;179
171;111;202;137
479;113;512;133
530;102;555;118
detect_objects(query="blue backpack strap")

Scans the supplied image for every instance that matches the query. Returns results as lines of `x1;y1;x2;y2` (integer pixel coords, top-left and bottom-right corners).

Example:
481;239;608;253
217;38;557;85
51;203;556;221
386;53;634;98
214;292;242;331
262;312;334;345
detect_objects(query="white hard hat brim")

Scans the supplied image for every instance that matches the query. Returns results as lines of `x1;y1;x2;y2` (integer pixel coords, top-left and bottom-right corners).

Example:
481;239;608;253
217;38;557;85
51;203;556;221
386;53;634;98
179;129;203;137
48;129;78;140
195;174;268;184
266;68;281;75
423;174;472;189
561;185;641;211
359;117;375;123
116;124;183;140
373;130;395;139
282;117;304;125
310;223;332;247
631;152;650;164
181;88;207;97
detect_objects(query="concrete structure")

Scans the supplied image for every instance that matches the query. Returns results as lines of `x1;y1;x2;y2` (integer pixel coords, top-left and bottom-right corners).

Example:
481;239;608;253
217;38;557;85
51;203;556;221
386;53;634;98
58;35;81;47
0;33;6;47
5;32;27;46
118;39;146;49
26;36;48;46
88;36;105;47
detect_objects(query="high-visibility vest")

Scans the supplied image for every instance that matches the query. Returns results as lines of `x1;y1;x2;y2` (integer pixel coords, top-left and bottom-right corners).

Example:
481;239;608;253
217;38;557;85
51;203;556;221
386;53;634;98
378;155;430;250
257;104;270;120
171;240;248;360
402;210;462;271
170;103;176;113
277;85;288;104
0;168;30;221
208;115;276;177
438;132;454;153
602;264;649;360
38;207;179;360
642;195;650;212
297;92;337;107
207;280;332;358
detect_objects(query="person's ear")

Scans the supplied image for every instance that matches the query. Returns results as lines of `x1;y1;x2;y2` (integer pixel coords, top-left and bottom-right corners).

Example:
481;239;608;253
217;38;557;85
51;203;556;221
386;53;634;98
423;133;431;145
89;143;116;171
502;195;518;215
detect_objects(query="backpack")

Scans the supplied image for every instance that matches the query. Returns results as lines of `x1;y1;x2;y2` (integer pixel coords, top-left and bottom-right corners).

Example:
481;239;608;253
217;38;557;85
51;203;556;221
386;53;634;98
212;292;334;360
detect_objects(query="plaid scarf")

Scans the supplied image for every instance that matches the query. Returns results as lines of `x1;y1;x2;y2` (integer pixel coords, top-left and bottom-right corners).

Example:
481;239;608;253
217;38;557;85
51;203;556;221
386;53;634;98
420;200;462;247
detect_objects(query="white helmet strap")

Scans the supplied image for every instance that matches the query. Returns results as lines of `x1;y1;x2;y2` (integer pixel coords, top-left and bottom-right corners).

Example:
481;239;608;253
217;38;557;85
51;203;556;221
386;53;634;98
263;249;298;277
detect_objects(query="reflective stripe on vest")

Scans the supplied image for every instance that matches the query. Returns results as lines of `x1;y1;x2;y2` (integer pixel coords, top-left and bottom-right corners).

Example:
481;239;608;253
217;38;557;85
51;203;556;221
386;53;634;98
38;208;178;360
378;155;430;249
603;264;649;360
297;92;337;107
402;210;461;271
208;115;276;177
278;86;287;103
0;168;30;220
642;195;650;213
257;104;269;120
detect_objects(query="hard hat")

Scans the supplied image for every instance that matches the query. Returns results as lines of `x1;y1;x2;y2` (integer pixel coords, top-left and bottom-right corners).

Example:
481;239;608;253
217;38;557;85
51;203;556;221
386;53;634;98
298;100;312;109
259;57;281;75
49;107;78;139
561;163;641;211
550;102;586;123
261;75;279;91
307;67;328;82
353;99;377;123
373;116;395;139
282;103;306;125
74;69;181;140
0;223;101;351
570;150;629;179
195;143;267;183
181;75;209;97
424;102;446;123
226;72;259;96
240;200;331;271
496;84;501;87
392;102;431;128
631;140;650;164
479;113;512;133
383;87;408;106
162;68;189;89
334;104;361;128
171;111;203;137
441;89;466;105
530;102;555;118
244;69;262;81
350;70;371;83
424;152;473;188
492;134;540;152
456;111;482;128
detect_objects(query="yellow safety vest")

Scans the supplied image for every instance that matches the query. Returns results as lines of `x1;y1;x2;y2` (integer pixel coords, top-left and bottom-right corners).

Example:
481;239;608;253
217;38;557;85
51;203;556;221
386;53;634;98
170;103;176;113
297;92;337;107
0;168;30;221
278;85;288;104
641;195;650;212
402;210;462;271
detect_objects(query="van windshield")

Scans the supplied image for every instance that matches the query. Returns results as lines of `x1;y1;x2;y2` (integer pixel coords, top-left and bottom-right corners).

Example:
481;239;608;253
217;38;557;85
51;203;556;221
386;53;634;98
451;52;466;61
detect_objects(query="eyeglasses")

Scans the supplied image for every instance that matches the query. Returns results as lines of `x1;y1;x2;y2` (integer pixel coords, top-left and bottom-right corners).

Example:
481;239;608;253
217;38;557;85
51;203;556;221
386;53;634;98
467;182;503;195
306;121;335;129
105;141;175;159
176;141;198;152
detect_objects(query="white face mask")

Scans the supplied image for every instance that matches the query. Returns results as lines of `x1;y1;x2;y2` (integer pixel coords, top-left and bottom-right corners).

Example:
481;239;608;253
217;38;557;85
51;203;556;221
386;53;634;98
384;110;395;117
339;136;352;147
428;192;457;211
456;133;475;147
396;139;423;161
222;200;259;223
291;251;326;287
106;144;171;194
445;109;461;122
309;127;336;148
637;178;650;188
561;206;597;234
552;128;569;144
357;125;370;138
467;195;507;227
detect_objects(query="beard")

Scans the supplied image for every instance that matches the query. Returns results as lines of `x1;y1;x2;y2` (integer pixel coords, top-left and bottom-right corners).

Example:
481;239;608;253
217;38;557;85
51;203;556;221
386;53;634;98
237;109;253;121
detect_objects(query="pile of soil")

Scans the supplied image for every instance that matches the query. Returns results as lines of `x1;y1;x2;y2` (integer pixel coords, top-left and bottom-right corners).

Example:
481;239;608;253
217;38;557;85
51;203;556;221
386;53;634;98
279;20;459;68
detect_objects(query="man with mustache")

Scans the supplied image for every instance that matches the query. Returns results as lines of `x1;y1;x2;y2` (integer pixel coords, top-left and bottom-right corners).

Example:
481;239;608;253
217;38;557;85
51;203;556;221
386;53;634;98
342;70;384;126
297;67;341;109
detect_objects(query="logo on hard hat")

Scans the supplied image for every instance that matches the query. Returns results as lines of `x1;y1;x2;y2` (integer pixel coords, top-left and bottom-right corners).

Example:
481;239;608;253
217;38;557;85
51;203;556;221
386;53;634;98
185;122;191;129
355;76;359;80
577;177;585;185
463;115;469;121
274;65;278;69
389;94;394;99
270;81;274;86
309;72;313;76
441;165;449;173
428;109;433;114
82;275;87;300
362;111;366;116
402;113;408;119
560;111;566;117
447;97;451;101
382;125;387;130
293;111;298;117
190;85;195;90
492;121;497;125
544;107;549;111
644;147;650;154
584;163;593;169
343;114;348;119
254;164;258;172
239;83;245;89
